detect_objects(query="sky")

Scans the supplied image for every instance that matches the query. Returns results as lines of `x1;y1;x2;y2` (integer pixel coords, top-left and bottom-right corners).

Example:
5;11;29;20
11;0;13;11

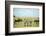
13;8;39;17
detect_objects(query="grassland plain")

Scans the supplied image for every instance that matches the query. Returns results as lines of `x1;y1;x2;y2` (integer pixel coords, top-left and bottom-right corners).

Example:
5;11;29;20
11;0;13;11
13;16;39;28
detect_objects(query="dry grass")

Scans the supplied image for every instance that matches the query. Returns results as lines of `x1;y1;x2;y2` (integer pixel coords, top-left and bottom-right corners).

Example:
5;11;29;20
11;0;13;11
13;16;39;28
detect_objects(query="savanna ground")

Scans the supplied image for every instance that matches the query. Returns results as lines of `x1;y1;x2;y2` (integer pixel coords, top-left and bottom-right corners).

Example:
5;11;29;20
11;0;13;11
13;16;39;28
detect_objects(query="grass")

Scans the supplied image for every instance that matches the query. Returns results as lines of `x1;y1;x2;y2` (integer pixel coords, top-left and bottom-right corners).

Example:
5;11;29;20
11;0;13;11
13;16;39;28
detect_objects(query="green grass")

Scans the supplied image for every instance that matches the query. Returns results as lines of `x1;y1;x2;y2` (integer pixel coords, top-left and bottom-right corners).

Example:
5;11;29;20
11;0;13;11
13;16;39;28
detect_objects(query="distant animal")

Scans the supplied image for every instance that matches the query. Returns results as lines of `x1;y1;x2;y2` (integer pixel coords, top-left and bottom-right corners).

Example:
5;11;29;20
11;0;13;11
24;20;32;27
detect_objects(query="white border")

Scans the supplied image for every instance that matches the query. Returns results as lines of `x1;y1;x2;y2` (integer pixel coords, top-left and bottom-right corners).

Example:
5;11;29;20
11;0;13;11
10;5;43;33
